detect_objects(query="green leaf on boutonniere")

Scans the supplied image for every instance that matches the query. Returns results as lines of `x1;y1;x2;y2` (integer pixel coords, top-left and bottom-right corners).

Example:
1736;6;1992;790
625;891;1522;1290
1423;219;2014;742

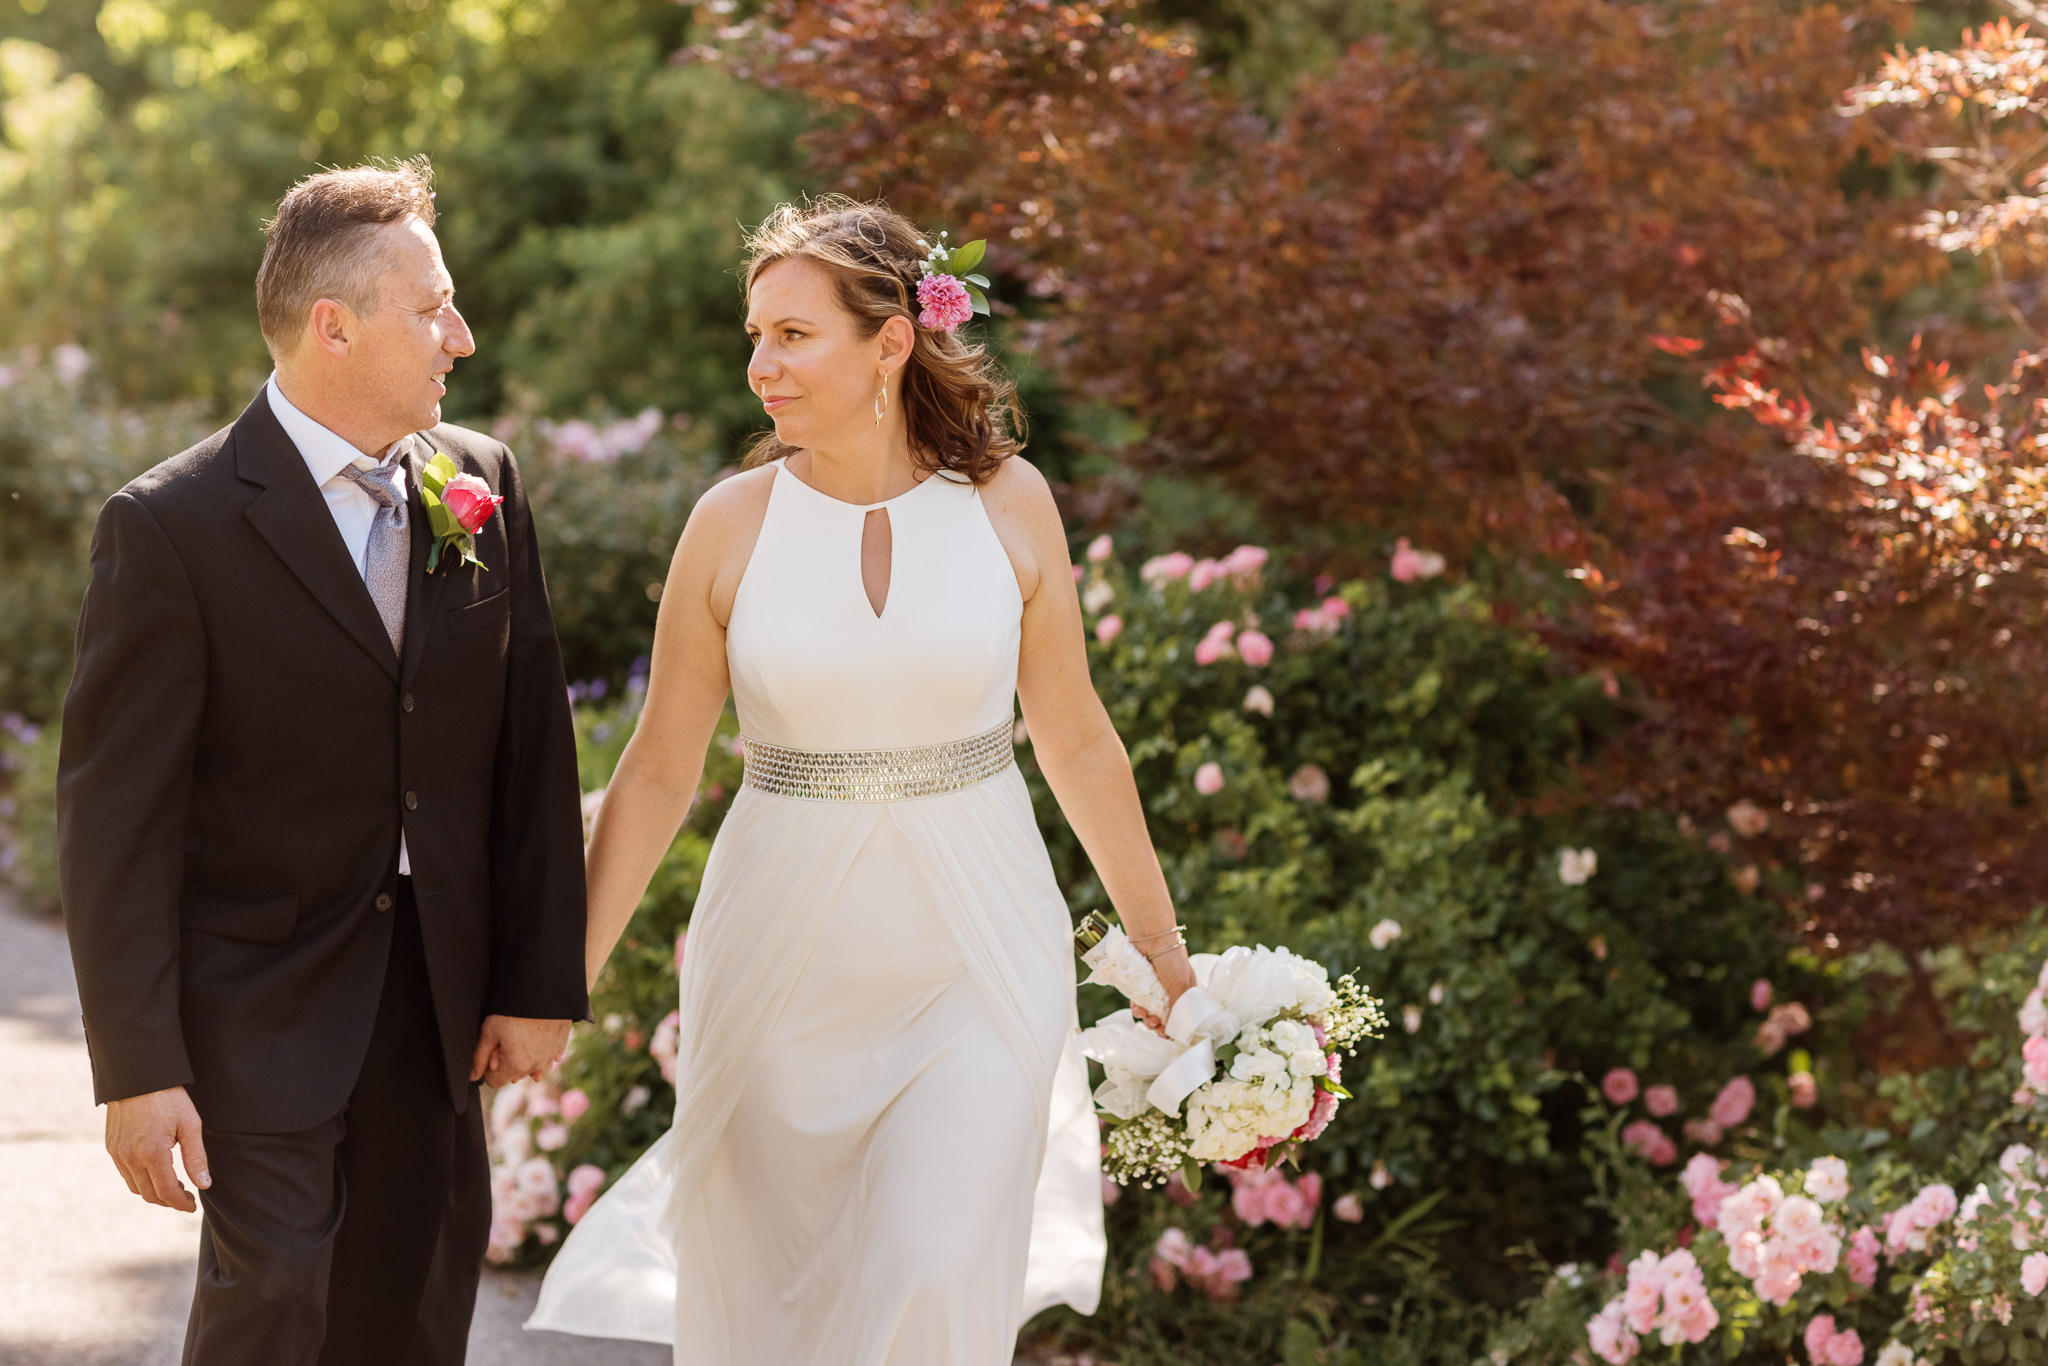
417;449;485;573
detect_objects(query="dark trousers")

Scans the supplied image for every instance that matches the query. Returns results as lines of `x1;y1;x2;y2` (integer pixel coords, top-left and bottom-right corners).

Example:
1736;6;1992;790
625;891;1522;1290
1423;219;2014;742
182;880;490;1366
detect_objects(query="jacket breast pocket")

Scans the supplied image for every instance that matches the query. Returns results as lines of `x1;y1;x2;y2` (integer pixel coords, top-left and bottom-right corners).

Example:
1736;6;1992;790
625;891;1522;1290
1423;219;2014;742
446;588;511;640
181;886;299;944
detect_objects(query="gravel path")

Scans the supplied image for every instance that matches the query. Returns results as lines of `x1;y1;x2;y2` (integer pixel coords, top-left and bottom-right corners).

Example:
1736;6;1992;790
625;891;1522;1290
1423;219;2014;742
0;891;663;1365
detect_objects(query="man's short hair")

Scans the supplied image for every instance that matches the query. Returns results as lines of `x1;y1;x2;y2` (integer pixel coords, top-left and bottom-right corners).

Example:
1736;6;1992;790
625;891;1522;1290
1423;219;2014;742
255;157;437;360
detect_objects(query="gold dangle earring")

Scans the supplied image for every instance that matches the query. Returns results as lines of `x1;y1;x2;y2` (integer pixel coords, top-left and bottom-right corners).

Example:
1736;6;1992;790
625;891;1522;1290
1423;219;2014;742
874;376;889;428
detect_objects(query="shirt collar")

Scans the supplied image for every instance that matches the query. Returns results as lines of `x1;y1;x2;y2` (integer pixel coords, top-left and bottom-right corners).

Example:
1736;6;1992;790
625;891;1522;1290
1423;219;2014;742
266;374;411;488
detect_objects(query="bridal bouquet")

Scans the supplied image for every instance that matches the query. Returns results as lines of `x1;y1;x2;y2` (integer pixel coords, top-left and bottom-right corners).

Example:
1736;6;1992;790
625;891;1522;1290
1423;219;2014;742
1075;913;1384;1188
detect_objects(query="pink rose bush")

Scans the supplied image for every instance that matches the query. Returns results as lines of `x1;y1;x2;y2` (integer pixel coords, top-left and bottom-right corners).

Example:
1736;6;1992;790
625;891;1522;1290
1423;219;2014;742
1805;1314;1866;1366
1587;1248;1719;1362
1224;1165;1322;1230
1150;1227;1253;1301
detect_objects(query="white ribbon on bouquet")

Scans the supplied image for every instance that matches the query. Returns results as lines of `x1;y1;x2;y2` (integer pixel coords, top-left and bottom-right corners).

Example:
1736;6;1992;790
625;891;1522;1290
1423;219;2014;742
1078;944;1313;1118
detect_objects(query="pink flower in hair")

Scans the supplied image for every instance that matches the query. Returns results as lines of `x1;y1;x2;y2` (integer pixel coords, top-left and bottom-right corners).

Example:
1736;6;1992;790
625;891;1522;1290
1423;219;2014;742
915;274;974;332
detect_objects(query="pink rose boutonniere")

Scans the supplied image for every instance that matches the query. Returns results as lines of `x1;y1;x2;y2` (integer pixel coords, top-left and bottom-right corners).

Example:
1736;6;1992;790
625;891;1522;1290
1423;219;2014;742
420;451;503;572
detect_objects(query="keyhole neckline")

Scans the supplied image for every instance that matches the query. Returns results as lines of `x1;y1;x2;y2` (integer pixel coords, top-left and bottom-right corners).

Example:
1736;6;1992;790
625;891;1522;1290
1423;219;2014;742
772;456;958;513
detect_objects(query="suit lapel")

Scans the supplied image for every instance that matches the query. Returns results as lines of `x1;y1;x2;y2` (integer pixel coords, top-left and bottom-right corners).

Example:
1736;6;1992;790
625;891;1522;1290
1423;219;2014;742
236;390;401;681
400;433;455;689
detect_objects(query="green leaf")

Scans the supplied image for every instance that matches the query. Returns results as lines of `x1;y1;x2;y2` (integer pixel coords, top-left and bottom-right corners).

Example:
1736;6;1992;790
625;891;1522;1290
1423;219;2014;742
948;238;986;274
1180;1158;1202;1194
426;538;443;573
423;451;459;496
965;273;991;288
966;284;990;317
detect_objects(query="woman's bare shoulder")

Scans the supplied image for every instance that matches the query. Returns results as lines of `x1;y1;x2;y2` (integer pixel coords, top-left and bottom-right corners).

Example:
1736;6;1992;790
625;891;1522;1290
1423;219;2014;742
975;455;1063;601
676;464;779;624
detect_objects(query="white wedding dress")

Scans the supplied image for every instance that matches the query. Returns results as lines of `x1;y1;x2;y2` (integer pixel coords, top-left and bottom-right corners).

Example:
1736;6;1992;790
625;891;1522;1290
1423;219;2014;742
529;459;1105;1363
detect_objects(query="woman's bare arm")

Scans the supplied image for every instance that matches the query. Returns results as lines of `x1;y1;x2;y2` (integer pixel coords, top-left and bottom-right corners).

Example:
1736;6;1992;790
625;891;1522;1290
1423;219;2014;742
581;468;773;988
984;458;1197;1018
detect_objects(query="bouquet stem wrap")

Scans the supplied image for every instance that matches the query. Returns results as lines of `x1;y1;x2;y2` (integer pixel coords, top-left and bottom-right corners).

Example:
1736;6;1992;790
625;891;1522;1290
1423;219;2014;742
1074;911;1170;1020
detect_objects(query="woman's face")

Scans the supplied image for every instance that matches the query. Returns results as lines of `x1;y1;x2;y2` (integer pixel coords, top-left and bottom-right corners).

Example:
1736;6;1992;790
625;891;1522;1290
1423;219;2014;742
745;257;891;451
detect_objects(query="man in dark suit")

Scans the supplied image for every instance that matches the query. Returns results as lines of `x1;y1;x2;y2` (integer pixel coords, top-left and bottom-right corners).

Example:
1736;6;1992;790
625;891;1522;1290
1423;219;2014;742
57;157;589;1365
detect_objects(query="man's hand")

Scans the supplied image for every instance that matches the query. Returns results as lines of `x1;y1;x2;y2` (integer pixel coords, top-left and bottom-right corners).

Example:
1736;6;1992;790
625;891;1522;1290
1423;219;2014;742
470;1015;572;1088
106;1086;209;1213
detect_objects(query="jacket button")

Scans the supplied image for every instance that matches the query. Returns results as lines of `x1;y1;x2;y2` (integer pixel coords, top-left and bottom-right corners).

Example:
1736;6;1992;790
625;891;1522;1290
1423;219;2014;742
404;790;419;810
374;892;393;912
401;693;415;713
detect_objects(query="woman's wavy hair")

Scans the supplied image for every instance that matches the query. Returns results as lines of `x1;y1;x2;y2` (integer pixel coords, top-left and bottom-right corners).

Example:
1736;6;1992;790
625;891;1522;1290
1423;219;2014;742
739;196;1023;483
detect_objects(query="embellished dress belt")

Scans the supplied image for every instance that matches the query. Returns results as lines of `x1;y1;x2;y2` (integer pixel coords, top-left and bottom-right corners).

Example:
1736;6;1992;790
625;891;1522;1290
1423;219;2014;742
739;721;1017;802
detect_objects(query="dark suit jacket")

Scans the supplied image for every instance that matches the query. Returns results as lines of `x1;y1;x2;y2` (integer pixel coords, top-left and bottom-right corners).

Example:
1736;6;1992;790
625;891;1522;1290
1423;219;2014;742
57;388;589;1134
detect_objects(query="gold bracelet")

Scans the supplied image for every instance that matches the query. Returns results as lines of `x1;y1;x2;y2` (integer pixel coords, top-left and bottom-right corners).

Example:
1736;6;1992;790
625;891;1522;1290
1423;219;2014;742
1128;926;1184;945
1140;929;1188;960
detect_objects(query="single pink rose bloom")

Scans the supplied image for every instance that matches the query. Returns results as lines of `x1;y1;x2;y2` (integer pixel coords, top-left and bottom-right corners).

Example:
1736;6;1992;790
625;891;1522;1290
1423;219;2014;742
1827;1328;1864;1366
1602;1067;1640;1106
1846;1227;1879;1286
2026;1035;2048;1090
1789;1071;1817;1108
442;472;504;535
557;1088;590;1122
1236;629;1274;666
1751;979;1773;1011
1086;533;1114;562
1223;544;1269;577
565;1164;606;1200
1621;1120;1676;1166
1095;613;1124;643
1390;537;1424;583
1709;1076;1756;1129
1141;552;1195;584
1071;563;1083;582
1683;1117;1724;1147
1188;558;1223;592
2024;1251;2048;1296
1644;1084;1679;1117
1193;632;1234;665
1333;1192;1364;1222
1194;762;1225;796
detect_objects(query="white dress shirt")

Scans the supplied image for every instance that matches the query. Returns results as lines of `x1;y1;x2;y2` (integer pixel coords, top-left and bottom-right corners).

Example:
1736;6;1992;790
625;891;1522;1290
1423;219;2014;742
266;374;417;876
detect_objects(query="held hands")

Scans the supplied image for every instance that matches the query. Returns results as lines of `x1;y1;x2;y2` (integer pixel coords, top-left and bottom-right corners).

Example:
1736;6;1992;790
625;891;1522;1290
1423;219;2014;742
470;1014;573;1088
1135;945;1196;1036
105;1085;210;1212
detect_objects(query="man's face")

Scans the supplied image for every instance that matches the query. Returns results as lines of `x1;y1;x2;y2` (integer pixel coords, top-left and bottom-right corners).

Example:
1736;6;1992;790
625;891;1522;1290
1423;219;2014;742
349;217;474;442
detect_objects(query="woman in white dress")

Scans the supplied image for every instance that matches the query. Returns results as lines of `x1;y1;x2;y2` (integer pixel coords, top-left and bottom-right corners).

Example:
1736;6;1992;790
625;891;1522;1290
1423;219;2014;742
528;197;1195;1364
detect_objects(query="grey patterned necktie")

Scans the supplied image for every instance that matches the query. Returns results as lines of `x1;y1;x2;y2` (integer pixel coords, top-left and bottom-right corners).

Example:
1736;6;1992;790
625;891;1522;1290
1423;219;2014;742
335;452;412;656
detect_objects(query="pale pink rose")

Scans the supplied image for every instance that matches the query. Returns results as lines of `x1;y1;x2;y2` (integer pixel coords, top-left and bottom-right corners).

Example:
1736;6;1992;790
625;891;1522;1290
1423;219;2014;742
1909;1183;1958;1229
2021;988;2048;1037
1194;762;1225;796
557;1089;590;1123
1622;1120;1677;1166
1674;1299;1719;1345
1072;564;1083;582
1681;1153;1737;1227
1751;979;1774;1011
1236;629;1274;666
2026;1035;2048;1091
442;472;504;535
915;273;973;331
2019;1088;2038;1107
1265;1181;1310;1230
1806;1316;1841;1365
1846;1226;1880;1286
1389;537;1446;582
1333;1193;1364;1222
1287;763;1330;804
1140;552;1195;585
1296;1172;1322;1214
534;1123;568;1152
566;1164;606;1200
1223;545;1269;578
1645;1085;1679;1117
485;1213;527;1264
1777;1195;1825;1241
649;1009;681;1084
1086;533;1114;562
1710;1076;1756;1129
1193;621;1236;665
1154;1226;1192;1269
1095;613;1124;643
1603;1068;1640;1106
1828;1329;1866;1366
1754;1257;1802;1307
2024;1251;2048;1296
1683;1117;1724;1147
1188;558;1224;592
1789;1071;1818;1108
1320;595;1352;621
1587;1299;1640;1365
1804;1156;1848;1204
